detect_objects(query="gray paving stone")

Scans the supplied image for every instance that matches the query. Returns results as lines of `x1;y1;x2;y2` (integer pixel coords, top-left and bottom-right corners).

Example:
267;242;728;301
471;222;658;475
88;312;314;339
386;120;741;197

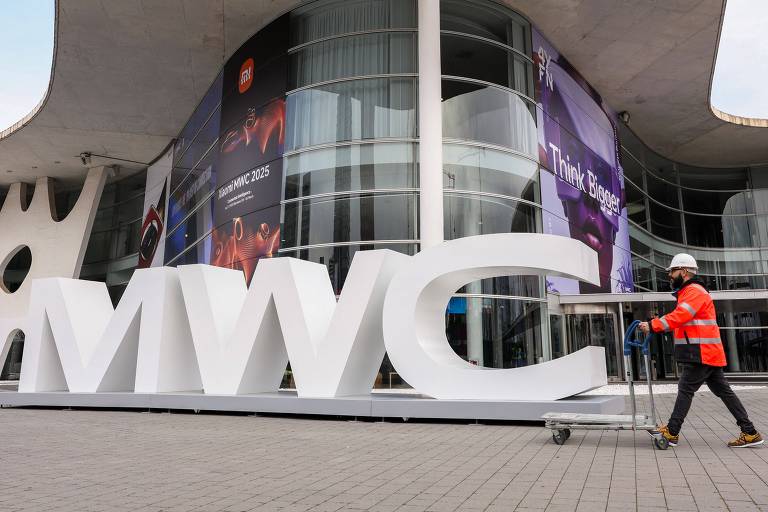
1;388;768;511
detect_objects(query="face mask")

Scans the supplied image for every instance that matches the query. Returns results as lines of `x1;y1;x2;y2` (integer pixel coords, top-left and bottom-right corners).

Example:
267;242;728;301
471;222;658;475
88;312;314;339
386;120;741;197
670;274;685;291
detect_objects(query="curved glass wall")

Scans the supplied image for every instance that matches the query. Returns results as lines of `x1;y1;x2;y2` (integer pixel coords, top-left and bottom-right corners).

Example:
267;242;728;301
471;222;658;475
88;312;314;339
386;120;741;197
440;0;544;369
280;0;418;256
619;123;768;291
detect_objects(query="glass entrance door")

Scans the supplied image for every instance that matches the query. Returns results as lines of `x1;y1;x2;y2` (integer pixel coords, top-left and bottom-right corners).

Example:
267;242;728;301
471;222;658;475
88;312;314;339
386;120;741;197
565;312;621;380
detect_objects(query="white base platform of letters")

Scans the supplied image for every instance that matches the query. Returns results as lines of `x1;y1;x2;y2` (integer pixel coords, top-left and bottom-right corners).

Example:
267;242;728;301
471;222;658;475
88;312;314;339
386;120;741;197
2;234;624;420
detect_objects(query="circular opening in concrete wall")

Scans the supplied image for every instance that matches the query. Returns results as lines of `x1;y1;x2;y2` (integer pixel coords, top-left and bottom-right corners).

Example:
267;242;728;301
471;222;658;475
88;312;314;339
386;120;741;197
1;246;32;293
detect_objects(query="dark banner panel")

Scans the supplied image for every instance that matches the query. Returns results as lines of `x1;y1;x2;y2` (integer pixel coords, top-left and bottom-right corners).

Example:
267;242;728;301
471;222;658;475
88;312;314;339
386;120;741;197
532;27;633;294
208;13;289;284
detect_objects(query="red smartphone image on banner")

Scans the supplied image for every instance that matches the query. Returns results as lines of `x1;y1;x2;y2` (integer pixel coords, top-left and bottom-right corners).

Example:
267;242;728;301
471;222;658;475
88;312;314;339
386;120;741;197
138;182;167;268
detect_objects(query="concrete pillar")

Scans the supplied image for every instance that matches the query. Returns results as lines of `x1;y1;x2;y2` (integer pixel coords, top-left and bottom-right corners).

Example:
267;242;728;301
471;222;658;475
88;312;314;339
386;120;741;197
417;0;443;250
465;283;484;366
724;311;741;372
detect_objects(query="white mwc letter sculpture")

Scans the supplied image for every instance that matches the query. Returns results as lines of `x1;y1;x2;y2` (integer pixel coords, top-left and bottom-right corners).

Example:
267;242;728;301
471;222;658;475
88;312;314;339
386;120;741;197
383;233;605;400
17;233;607;401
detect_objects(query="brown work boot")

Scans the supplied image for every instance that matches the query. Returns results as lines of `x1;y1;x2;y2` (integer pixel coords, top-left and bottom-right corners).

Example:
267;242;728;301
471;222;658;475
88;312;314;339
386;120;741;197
656;424;679;447
728;431;764;448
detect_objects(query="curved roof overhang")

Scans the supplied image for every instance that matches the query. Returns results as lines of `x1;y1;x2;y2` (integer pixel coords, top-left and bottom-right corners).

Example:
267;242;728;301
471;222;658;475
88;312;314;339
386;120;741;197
0;0;764;188
507;0;767;168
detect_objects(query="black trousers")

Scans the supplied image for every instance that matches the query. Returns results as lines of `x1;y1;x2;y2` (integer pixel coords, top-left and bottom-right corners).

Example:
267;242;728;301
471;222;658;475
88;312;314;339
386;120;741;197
668;363;756;436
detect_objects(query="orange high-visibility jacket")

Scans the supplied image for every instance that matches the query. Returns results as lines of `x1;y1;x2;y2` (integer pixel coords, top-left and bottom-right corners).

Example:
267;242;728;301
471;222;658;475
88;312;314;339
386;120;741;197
650;279;726;366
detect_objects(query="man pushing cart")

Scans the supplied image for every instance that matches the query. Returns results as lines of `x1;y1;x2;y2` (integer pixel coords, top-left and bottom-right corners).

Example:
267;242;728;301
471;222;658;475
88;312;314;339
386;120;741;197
545;253;762;449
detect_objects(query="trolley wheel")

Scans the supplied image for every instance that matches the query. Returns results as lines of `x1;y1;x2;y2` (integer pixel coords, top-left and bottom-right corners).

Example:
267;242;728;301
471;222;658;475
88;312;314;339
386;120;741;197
552;429;569;445
653;436;669;450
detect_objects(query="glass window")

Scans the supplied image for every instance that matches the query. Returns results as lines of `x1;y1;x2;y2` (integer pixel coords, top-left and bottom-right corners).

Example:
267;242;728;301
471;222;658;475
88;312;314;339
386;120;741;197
441;80;537;158
166;233;213;267
441;33;533;97
621;149;644;187
565;313;619;378
165;203;214;263
285;77;416;151
281;243;418;293
443;143;538;202
631;256;656;292
167;146;218;233
444;193;538;239
678;164;749;191
721;214;759;248
456;276;541;299
643;153;677;186
174;71;223;164
290;0;417;46
625;179;647;229
445;298;542;368
290;32;416;89
440;0;530;54
282;192;418;248
83;231;112;264
683;213;723;248
618;124;647;164
649;201;683;243
644;170;678;209
113;219;142;259
681;188;753;216
684;212;757;249
284;142;417;200
171;106;221;191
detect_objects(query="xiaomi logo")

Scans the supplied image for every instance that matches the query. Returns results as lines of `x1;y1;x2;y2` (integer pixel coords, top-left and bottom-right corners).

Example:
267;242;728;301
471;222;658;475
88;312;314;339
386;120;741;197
238;58;254;94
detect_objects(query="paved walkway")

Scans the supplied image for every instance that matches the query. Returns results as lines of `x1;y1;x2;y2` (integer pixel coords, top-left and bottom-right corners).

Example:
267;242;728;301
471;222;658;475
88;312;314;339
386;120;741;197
1;388;768;511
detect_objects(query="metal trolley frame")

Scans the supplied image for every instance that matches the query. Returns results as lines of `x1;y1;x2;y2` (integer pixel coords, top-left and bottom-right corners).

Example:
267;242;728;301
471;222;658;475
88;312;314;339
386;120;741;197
542;320;670;450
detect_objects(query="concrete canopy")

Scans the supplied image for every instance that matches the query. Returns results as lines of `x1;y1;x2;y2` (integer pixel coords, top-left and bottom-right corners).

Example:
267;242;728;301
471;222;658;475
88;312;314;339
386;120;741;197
0;0;300;187
0;0;764;188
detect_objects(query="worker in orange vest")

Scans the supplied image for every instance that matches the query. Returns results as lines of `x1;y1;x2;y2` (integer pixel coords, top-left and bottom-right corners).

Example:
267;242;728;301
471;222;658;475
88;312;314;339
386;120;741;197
639;253;762;448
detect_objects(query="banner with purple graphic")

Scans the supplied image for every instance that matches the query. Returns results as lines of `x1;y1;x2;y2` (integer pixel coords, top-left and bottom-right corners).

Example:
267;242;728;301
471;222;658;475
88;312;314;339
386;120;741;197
532;28;633;294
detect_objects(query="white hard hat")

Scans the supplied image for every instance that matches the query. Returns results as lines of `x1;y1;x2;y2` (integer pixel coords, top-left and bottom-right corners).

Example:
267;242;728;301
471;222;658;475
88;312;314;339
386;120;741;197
666;253;698;273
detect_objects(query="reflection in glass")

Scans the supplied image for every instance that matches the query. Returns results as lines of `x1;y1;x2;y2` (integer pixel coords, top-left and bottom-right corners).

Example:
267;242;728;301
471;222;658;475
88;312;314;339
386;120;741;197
166;233;213;267
645;170;679;209
284;142;417;199
164;202;214;263
441;34;532;97
289;0;416;46
566;313;619;378
442;80;537;158
285;77;416;151
625;178;647;229
174;72;222;169
290;32;415;89
281;243;418;293
282;192;418;248
445;298;542;368
649;201;683;243
171;106;221;191
167;147;217;234
443;144;538;201
444;193;537;240
441;0;529;53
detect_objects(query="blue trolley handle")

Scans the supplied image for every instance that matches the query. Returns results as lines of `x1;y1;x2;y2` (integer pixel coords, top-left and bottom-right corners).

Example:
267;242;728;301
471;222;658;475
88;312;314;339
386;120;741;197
622;319;658;428
623;319;651;355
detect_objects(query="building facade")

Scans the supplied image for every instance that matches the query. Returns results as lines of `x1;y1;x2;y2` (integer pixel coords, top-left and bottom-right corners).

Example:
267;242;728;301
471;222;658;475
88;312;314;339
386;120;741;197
1;0;767;385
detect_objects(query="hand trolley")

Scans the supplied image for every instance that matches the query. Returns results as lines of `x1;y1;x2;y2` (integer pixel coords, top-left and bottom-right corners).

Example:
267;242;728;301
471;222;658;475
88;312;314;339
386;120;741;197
542;320;670;450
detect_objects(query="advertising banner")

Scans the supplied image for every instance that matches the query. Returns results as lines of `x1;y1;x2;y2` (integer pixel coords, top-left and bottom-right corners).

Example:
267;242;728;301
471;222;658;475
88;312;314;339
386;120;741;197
138;147;172;268
210;14;289;283
532;28;633;294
